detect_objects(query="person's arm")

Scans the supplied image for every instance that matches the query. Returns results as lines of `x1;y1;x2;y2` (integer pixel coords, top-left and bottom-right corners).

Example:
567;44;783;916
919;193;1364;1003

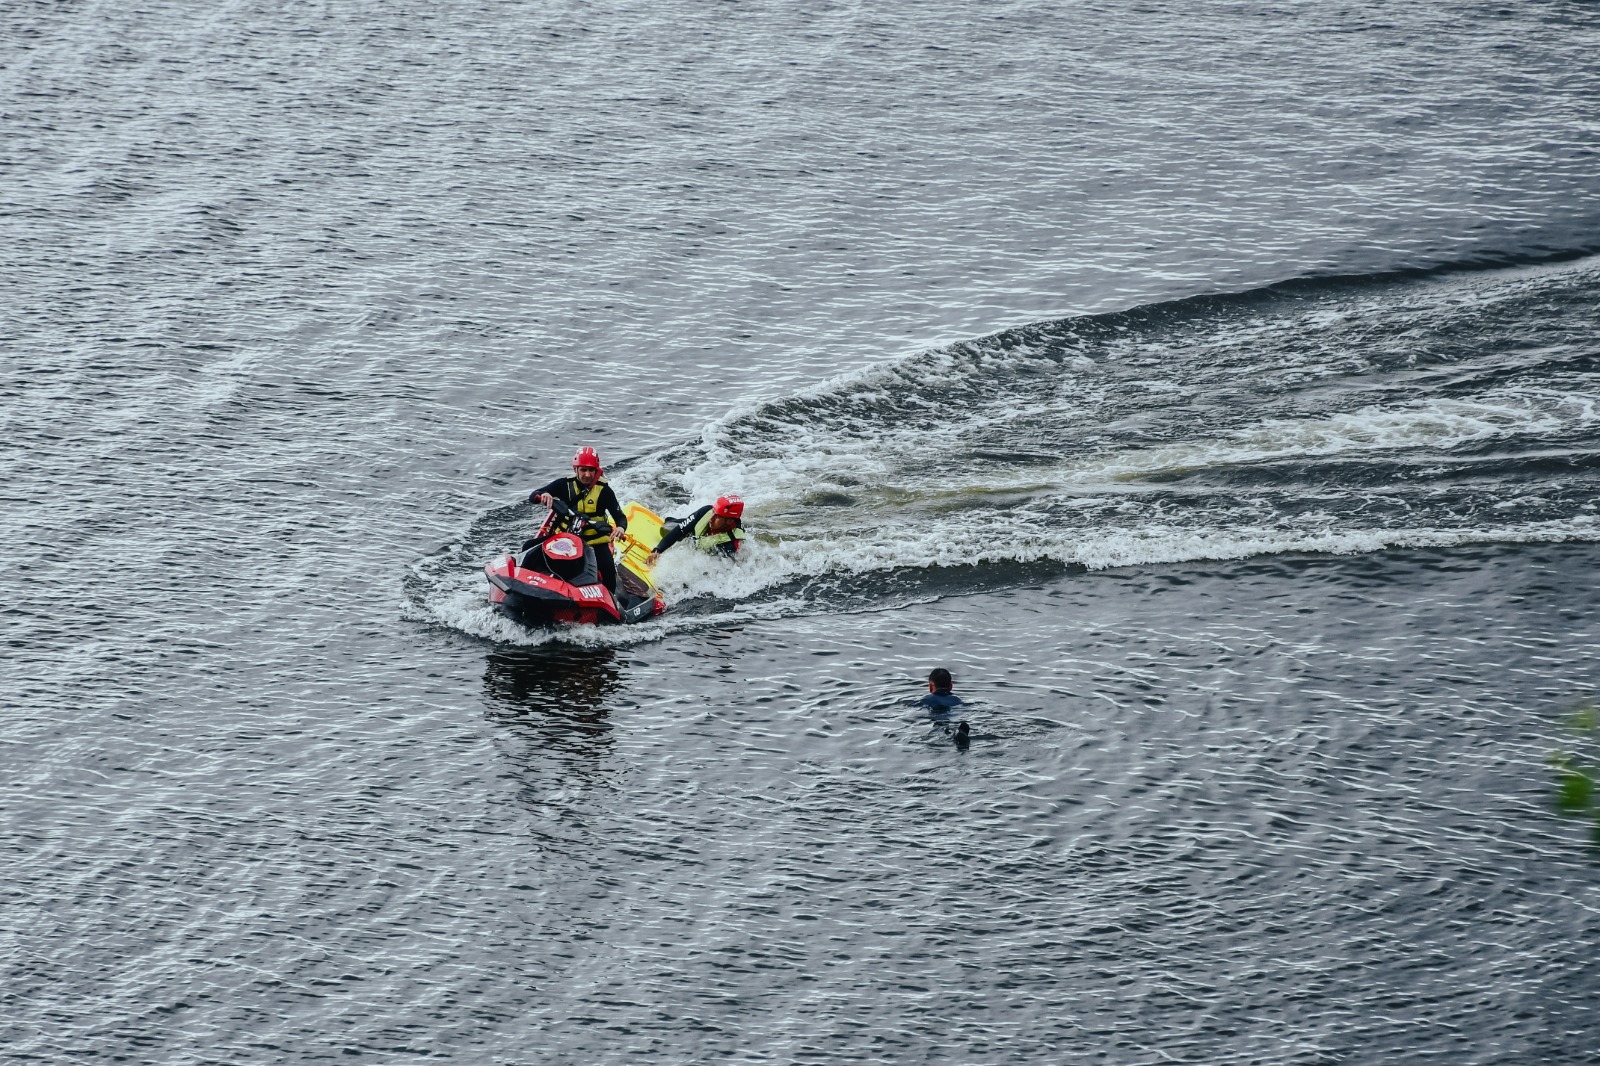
652;523;687;556
594;484;628;542
649;505;709;560
528;477;565;505
600;485;627;530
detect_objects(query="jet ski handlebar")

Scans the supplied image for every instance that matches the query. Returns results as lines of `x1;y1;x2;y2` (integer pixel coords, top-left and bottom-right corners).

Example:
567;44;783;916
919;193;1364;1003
546;498;612;537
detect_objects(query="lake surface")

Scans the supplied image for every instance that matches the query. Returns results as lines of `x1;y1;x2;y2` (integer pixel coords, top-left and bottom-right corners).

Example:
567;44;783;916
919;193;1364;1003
4;1;1599;1062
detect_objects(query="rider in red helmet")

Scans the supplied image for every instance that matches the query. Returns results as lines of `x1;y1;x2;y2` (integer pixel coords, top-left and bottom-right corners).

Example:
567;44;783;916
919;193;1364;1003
647;494;747;564
529;447;628;591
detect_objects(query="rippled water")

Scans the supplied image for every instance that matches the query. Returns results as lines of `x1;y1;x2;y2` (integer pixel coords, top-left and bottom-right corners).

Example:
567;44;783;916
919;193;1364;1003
5;1;1600;1062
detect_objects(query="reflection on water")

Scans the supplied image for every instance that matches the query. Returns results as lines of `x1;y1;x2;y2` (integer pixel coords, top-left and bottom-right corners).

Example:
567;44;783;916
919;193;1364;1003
482;646;624;767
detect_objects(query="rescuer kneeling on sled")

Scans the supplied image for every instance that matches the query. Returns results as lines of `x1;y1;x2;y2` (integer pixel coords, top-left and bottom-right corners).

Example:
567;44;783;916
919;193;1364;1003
529;446;628;592
648;494;747;565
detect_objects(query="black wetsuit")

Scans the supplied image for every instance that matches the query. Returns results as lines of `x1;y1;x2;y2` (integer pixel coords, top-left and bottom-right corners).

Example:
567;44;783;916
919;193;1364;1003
654;505;745;558
530;477;627;591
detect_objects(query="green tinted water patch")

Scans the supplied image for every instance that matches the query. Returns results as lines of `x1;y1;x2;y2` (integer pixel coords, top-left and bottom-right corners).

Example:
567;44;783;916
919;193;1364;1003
788;482;1064;516
1112;464;1214;483
1549;704;1600;847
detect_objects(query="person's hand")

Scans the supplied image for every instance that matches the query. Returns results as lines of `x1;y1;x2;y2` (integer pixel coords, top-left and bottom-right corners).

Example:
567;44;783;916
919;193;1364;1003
646;551;660;567
610;526;625;543
537;493;554;507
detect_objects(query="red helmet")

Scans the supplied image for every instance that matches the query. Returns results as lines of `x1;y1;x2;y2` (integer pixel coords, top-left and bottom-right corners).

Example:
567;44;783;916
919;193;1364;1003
713;494;744;519
572;446;602;473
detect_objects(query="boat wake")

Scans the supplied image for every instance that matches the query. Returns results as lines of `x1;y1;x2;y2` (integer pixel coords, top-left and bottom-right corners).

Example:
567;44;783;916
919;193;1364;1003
411;253;1600;640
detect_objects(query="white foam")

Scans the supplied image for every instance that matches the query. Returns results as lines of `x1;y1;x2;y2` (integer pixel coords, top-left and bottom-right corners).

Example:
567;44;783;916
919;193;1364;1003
598;382;1600;615
1051;518;1598;571
611;507;1600;613
420;510;1600;643
1036;390;1590;491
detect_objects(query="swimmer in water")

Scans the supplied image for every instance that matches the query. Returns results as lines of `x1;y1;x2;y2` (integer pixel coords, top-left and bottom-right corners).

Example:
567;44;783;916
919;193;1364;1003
919;668;963;712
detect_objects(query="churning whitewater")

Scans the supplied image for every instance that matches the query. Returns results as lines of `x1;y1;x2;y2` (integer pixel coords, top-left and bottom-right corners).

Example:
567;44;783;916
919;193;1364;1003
416;254;1600;644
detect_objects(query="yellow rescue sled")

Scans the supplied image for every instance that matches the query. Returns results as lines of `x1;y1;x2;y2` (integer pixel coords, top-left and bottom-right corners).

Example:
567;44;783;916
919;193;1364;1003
616;502;666;585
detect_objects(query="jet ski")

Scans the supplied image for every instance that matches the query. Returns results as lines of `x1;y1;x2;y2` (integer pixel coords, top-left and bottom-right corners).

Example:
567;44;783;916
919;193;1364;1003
485;499;664;627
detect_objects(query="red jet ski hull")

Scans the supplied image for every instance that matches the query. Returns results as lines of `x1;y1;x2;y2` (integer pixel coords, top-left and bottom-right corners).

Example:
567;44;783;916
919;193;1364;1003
485;555;663;627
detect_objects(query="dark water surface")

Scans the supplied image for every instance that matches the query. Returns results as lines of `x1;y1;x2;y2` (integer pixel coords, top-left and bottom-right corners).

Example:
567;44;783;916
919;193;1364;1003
5;1;1600;1062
